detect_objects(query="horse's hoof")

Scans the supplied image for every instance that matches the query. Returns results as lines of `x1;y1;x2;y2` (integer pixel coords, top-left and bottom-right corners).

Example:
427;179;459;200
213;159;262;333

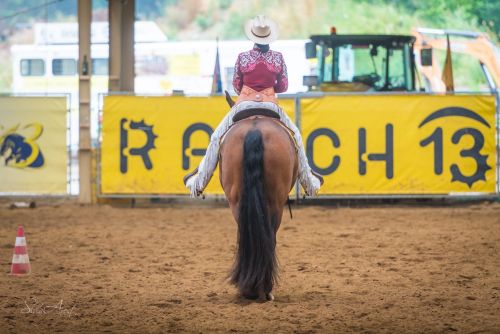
241;291;259;300
266;293;274;301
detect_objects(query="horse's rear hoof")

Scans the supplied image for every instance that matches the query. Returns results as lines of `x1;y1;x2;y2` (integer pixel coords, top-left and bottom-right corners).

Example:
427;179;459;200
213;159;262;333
241;291;259;300
266;293;274;301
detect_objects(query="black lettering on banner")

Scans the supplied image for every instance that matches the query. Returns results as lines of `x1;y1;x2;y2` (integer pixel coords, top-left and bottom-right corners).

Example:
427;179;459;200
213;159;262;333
182;123;213;170
358;124;394;179
418;107;492;188
306;128;340;175
120;119;157;174
420;127;443;175
450;128;491;188
120;119;128;173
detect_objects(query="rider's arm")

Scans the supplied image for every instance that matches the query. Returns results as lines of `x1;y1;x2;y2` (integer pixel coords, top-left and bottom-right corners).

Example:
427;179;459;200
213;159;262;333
275;53;288;93
232;54;243;95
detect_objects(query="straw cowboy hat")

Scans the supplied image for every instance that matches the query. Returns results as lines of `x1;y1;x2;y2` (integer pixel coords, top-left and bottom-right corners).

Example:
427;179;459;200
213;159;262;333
244;15;279;45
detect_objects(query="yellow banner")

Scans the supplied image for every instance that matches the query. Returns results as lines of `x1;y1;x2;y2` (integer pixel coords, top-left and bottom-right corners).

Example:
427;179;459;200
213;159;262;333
0;96;67;194
101;95;497;196
100;95;295;194
302;95;497;194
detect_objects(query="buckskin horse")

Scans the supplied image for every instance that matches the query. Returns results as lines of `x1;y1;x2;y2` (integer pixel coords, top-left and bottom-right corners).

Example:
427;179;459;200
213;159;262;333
220;92;298;301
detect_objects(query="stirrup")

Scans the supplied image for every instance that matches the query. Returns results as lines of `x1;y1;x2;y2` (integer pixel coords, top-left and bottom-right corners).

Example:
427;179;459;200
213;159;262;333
183;167;198;186
311;170;324;186
183;168;205;198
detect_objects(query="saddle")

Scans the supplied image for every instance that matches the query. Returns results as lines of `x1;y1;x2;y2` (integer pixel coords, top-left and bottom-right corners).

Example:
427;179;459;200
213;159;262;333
236;86;277;104
224;99;298;152
232;86;281;122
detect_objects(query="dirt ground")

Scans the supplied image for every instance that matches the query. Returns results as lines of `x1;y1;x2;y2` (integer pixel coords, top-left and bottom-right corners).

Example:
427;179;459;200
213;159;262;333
0;200;499;333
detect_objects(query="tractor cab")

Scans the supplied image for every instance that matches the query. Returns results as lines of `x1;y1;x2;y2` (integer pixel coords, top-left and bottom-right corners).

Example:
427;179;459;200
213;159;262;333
304;33;417;92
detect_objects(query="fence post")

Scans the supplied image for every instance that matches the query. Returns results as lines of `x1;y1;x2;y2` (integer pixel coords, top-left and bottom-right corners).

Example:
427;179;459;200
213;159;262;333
295;94;302;201
496;89;499;195
78;0;92;203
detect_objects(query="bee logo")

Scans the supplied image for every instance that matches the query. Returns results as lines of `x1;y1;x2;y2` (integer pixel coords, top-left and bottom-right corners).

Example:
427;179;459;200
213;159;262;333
0;124;44;169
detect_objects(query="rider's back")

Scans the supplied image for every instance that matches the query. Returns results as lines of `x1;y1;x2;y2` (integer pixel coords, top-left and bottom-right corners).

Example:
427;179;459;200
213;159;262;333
233;45;288;94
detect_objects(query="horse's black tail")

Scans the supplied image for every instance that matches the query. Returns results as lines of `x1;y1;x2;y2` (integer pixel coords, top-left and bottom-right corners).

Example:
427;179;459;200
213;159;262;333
230;129;277;299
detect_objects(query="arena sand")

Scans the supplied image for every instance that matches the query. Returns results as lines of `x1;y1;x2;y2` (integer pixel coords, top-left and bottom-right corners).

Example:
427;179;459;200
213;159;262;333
0;201;499;333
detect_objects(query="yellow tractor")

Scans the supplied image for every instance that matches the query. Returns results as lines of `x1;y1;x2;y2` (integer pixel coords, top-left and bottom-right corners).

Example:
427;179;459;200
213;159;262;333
304;29;418;92
304;27;499;94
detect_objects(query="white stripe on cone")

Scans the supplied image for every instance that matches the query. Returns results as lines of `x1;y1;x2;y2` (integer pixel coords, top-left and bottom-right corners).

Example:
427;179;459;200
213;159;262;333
12;254;30;264
15;237;26;246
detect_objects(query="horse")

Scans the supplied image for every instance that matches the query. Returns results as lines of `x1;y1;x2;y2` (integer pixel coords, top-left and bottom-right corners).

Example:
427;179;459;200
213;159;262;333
219;93;298;301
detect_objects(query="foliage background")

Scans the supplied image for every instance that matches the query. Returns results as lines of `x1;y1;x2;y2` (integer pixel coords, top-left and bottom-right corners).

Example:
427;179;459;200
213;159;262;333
1;0;498;40
0;0;498;91
139;0;500;41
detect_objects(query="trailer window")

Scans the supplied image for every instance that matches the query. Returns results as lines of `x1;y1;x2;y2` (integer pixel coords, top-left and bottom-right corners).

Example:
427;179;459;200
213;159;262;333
52;59;77;76
20;59;45;76
136;55;168;75
92;58;108;75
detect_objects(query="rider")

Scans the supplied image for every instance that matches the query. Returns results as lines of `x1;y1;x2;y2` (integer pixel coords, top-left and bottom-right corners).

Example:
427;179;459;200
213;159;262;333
185;15;322;197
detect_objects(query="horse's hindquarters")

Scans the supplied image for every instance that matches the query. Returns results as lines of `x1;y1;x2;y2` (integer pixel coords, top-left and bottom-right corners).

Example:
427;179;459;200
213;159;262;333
219;117;298;300
219;118;298;217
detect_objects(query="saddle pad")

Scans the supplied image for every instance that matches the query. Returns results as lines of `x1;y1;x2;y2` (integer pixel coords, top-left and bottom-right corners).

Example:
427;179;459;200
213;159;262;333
232;108;280;122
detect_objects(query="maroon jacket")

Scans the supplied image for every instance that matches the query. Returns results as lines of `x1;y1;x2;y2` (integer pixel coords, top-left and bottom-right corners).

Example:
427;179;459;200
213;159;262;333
232;45;288;94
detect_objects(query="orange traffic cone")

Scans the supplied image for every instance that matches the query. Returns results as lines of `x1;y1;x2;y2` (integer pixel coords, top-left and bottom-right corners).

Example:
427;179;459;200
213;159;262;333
10;226;31;276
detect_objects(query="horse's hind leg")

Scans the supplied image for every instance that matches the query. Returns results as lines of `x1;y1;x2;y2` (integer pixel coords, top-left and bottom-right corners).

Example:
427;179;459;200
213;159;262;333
264;210;284;302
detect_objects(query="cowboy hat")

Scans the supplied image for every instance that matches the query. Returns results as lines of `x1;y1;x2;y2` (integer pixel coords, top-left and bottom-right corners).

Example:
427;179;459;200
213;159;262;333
244;15;279;45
